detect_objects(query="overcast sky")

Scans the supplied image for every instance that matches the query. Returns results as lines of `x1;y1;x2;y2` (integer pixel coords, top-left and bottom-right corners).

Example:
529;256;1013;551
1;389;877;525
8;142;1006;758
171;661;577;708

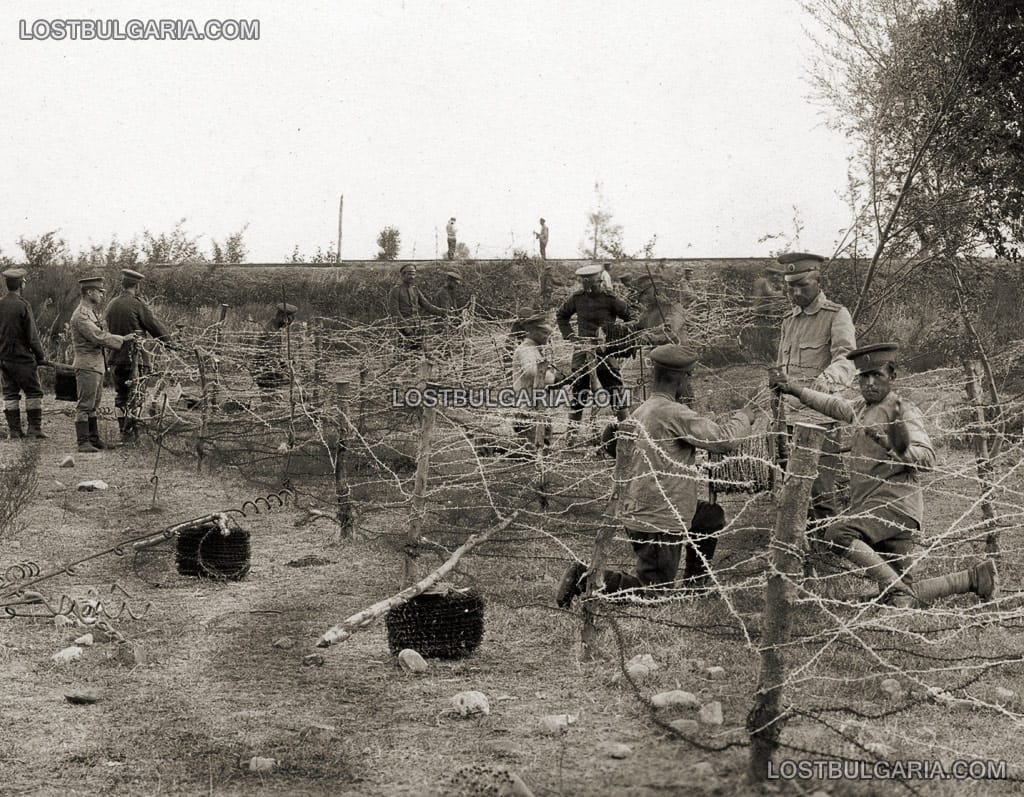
0;1;853;262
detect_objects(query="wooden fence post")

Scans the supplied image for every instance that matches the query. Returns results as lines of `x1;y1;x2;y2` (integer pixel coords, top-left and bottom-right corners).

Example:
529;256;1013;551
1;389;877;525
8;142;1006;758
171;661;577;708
358;363;368;437
195;349;209;474
210;303;228;413
334;380;354;539
747;422;826;784
532;359;549;509
312;319;324;408
580;422;636;660
403;359;436;587
963;359;999;556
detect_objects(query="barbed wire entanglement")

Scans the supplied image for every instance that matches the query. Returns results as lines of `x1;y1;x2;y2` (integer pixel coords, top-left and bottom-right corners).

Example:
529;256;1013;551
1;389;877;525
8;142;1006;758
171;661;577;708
17;273;1024;787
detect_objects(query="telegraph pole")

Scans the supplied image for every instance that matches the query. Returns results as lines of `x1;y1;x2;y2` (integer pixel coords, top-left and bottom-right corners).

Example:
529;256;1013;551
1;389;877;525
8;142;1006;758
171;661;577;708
336;194;344;264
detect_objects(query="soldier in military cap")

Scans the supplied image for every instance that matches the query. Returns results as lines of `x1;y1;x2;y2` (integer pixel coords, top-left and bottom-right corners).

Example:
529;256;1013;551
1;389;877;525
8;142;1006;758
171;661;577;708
774;252;857;520
104;268;174;442
70;276;137;452
772;343;997;608
556;264;633;442
0;268;51;439
387;263;446;346
511;314;557;446
557;345;756;606
438;270;466;313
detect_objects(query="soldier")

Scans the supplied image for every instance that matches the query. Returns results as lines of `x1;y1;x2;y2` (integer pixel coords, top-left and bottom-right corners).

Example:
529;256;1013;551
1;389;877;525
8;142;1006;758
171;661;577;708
557;345;755;606
387;264;446;346
438;270;465;312
772;343;997;608
511;314;557;446
446;217;458;260
104;268;174;442
0;268;50;439
556;264;633;440
775;252;857;521
749;263;788;359
70;276;135;453
253;303;298;400
534;218;549;260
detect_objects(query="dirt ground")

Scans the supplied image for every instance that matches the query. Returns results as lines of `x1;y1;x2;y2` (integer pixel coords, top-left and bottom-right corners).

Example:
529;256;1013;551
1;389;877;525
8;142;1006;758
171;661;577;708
2;393;1023;797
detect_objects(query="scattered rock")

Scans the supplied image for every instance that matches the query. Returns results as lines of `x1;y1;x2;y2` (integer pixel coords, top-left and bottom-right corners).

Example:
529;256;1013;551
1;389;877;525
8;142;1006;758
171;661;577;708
247;756;277;773
451;690;490;717
302;653;325;667
994;687;1017;704
705;666;726;680
76;480;109;491
879;678;903;700
626;662;653;681
51;646;83;665
398;648;428;674
599;742;632;759
808;791;832;797
669;719;700;734
73;633;94;647
693;762;715;779
112;642;148;668
59;455;75;468
65;688;100;705
651;690;700;709
538;714;577;736
699;701;724;725
272;637;296;650
628;653;659;671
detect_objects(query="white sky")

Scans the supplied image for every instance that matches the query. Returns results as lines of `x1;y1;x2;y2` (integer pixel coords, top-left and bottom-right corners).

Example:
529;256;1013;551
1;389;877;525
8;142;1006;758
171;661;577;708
0;0;853;262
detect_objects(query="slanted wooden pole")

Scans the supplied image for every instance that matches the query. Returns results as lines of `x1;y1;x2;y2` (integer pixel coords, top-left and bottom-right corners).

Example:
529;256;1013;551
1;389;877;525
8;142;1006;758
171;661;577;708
403;359;436;586
334;380;354;539
747;423;826;784
580;422;636;660
963;359;999;556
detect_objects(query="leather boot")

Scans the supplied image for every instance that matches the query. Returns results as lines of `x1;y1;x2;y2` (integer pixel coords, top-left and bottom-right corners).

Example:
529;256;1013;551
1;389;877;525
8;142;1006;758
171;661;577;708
845;539;916;607
87;417;107;450
4;409;24;439
556;562;588;608
25;408;47;439
76;420;99;453
914;560;998;605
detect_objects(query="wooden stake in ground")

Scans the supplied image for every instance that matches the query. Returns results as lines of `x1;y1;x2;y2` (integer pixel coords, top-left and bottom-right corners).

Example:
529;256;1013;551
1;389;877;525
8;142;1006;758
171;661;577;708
210;303;229;412
403;359;436;587
532;358;549;509
317;511;519;648
747;423;826;784
195;349;209;474
580;421;636;660
963;359;999;556
333;379;354;539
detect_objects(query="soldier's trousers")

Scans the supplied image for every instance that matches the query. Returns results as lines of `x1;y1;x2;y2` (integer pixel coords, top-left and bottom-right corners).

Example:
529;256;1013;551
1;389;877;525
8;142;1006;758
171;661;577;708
568;349;627;420
75;369;103;422
598;524;719;595
1;360;43;412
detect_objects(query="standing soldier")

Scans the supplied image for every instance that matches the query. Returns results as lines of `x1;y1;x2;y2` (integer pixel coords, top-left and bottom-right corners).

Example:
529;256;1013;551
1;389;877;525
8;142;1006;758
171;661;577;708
557;345;755;606
556;264;633;443
772;343;997;607
534;218;549;260
104;268;174;443
446;217;458;260
511;314;557;446
0;268;50;439
70;276;135;453
387;264;446;346
775;252;857;521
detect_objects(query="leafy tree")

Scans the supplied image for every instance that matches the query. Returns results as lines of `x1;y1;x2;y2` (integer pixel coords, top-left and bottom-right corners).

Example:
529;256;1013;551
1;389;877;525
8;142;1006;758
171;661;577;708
211;225;249;264
579;182;657;259
375;226;401;261
141;219;206;265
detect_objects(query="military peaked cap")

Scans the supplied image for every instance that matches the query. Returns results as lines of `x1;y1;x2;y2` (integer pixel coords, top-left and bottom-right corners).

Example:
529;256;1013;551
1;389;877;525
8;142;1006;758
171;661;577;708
846;342;899;374
121;268;145;285
2;268;27;280
575;264;603;277
778;252;826;281
650;344;698;372
79;276;104;289
275;303;298;314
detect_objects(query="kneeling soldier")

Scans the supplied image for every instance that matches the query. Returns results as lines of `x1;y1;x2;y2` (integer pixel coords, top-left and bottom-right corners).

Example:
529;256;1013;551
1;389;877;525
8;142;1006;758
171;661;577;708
772;342;997;607
557;345;754;606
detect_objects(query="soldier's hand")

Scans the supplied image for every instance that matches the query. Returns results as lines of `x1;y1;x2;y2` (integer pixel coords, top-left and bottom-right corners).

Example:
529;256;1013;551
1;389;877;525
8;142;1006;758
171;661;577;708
768;367;794;395
737;406;758;425
889;400;910;454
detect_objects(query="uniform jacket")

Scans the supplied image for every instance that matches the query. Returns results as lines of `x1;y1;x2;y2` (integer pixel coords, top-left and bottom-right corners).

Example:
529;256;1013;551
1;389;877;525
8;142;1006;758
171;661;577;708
0;292;46;364
796;388;934;526
387;283;445;324
104;292;171;365
70;302;125;374
556;290;632;341
777;290;856;423
617;393;752;534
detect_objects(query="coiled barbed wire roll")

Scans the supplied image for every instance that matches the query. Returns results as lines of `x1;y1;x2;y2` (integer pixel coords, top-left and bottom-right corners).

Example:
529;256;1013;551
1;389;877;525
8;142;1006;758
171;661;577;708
705;413;775;494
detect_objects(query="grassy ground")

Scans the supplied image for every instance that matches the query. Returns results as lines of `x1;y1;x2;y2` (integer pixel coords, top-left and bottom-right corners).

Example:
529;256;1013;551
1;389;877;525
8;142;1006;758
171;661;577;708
1;380;1023;796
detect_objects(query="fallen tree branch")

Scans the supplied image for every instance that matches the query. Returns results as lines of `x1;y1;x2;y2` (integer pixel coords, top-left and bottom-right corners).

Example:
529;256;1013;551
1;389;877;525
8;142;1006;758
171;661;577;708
316;510;520;648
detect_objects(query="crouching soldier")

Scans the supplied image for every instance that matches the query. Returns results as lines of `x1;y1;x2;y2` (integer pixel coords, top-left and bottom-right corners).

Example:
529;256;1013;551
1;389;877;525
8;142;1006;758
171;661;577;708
557;345;755;606
771;342;997;607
